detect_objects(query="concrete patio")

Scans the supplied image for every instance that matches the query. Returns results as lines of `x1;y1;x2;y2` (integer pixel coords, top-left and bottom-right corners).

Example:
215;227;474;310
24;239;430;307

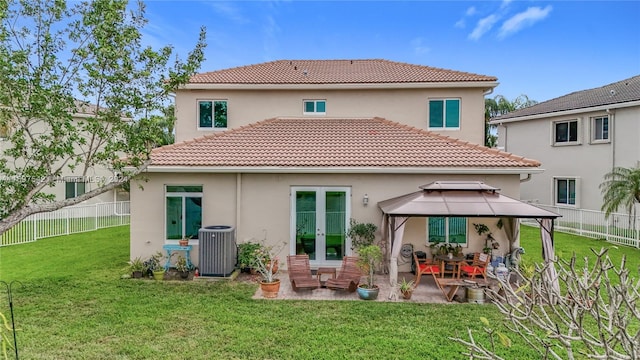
248;271;497;304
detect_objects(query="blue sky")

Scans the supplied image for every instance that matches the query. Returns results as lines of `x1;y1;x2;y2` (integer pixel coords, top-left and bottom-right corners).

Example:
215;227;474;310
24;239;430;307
141;0;640;102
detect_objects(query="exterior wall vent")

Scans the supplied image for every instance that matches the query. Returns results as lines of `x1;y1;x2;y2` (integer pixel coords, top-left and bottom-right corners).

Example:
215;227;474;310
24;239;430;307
198;225;236;277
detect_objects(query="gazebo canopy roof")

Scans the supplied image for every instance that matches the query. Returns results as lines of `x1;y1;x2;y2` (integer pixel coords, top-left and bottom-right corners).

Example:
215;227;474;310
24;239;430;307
378;181;561;219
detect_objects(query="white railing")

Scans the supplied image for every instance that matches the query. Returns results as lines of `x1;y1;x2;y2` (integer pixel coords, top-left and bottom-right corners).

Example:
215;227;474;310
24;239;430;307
1;201;130;246
521;204;640;248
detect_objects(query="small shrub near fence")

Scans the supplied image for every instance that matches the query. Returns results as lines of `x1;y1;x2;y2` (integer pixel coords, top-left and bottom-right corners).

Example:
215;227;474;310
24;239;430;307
1;201;130;246
522;204;640;248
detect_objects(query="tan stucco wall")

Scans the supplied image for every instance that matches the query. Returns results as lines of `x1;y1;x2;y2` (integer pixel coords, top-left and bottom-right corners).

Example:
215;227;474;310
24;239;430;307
174;87;487;146
497;105;639;211
130;172;521;272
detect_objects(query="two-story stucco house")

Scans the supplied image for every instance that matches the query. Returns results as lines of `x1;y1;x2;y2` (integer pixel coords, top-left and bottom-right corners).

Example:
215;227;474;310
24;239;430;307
130;59;550;274
0;101;129;204
491;75;640;212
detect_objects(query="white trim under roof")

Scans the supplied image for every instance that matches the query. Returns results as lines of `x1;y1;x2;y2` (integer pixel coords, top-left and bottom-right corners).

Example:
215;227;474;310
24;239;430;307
180;81;498;91
490;100;640;125
143;166;543;175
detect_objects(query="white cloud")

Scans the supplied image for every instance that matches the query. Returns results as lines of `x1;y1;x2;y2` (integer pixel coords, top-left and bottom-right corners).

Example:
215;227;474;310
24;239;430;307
466;6;477;16
498;5;552;38
500;0;513;10
469;14;500;41
455;19;465;29
410;38;430;55
207;1;250;24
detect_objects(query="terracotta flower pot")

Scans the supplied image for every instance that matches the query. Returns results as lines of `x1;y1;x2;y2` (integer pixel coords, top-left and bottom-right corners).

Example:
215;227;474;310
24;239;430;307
260;279;281;298
179;240;189;246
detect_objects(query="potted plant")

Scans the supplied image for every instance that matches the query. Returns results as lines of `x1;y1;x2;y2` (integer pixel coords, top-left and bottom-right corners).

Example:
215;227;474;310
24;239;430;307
399;278;415;300
251;239;285;298
128;256;145;278
179;236;190;246
356;244;383;300
144;251;167;280
346;219;377;251
473;223;499;255
175;255;192;279
237;241;262;273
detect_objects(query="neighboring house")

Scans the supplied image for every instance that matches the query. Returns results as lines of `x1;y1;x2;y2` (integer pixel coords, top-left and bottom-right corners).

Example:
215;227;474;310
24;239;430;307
491;75;640;212
130;59;545;272
0;100;129;204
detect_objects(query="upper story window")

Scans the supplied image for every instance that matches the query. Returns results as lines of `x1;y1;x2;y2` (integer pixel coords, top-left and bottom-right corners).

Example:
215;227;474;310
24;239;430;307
428;99;460;130
198;100;227;129
303;100;326;115
591;115;609;143
553;119;579;145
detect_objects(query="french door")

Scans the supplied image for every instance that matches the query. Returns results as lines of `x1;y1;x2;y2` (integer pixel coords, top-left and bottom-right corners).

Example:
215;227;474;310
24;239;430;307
291;187;351;266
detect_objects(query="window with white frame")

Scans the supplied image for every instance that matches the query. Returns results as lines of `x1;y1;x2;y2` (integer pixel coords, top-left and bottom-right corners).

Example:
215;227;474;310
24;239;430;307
428;99;460;129
198;100;227;129
591;115;609;142
303;100;326;114
555;178;577;206
65;178;86;199
427;217;467;245
165;185;203;240
554;119;579;144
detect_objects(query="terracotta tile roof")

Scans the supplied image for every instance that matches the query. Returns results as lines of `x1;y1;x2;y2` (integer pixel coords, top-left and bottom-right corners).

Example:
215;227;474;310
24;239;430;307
189;59;497;85
150;118;539;169
493;75;640;121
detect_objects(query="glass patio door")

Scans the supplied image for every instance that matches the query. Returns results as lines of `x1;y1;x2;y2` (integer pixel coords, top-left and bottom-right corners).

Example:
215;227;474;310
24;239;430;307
291;187;350;266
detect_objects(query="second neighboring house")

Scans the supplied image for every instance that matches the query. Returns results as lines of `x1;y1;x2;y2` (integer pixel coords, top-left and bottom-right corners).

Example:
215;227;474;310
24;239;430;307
130;59;544;272
0;100;129;204
491;75;640;212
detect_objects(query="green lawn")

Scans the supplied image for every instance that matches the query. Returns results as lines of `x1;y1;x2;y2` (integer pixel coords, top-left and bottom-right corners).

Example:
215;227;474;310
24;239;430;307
0;225;637;359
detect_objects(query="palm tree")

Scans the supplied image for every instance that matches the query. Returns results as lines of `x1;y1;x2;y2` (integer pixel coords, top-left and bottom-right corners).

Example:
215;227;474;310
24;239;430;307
599;166;640;225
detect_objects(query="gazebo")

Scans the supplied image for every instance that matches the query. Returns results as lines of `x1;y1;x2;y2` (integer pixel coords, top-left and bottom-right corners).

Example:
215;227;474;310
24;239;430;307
378;181;562;291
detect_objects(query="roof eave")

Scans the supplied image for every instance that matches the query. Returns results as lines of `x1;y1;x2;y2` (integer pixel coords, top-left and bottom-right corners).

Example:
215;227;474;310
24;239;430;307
142;166;542;174
490;100;640;124
180;81;499;91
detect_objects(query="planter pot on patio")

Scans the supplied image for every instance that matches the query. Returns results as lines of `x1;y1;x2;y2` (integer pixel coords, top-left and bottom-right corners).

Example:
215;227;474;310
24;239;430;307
260;279;281;298
356;285;380;300
401;289;413;300
152;269;165;280
132;271;143;279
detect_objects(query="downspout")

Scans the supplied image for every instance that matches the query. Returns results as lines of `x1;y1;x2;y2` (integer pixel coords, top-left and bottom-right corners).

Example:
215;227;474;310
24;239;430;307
236;173;242;236
520;174;532;183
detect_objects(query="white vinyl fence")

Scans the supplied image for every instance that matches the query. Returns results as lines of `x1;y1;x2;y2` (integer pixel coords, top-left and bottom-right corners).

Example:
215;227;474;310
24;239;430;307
521;204;640;248
1;201;130;246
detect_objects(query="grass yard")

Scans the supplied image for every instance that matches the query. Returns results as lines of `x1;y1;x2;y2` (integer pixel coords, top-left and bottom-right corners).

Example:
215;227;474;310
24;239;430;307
0;225;637;359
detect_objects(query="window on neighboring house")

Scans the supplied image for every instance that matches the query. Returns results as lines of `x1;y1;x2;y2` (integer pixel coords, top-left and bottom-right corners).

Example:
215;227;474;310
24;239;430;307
428;99;460;129
65;178;86;199
592;115;609;142
427;217;467;245
554;120;579;144
303;100;326;114
555;178;577;206
165;185;203;240
198;100;227;129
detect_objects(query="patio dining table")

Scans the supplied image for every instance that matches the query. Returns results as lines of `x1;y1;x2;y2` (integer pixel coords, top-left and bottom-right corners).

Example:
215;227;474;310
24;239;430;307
434;254;466;278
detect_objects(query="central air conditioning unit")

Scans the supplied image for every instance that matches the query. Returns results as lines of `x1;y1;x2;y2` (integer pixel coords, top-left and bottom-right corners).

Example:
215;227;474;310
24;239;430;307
198;225;236;277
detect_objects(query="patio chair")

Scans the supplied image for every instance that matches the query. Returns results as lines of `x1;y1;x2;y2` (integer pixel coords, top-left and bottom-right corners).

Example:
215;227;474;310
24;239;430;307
325;256;362;292
286;255;321;291
459;252;491;280
413;252;440;286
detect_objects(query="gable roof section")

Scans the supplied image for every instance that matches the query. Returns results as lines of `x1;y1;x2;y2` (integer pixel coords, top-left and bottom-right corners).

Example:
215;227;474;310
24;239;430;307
149;117;540;172
187;59;497;86
492;75;640;122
